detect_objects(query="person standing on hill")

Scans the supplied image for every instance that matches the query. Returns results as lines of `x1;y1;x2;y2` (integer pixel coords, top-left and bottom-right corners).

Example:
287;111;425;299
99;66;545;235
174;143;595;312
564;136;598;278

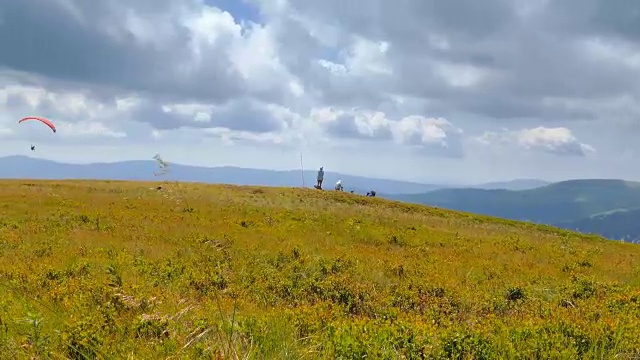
316;166;324;189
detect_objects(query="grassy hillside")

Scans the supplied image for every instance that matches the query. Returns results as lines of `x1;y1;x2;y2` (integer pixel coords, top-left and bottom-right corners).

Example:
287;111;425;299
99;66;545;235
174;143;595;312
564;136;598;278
1;180;640;359
391;179;640;226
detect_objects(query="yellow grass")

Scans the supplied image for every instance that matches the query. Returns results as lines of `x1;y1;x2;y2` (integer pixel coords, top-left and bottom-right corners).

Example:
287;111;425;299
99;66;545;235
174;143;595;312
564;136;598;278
1;179;639;359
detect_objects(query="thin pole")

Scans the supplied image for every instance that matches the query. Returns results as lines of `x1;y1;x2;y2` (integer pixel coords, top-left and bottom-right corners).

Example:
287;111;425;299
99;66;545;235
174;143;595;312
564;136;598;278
300;152;305;188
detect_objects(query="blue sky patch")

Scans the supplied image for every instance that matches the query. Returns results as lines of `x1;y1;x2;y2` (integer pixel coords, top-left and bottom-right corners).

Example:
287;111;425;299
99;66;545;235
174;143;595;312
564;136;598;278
204;0;262;25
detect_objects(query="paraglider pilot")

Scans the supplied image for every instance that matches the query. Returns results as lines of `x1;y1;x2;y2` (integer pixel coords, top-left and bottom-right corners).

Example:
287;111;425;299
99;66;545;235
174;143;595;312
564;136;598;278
315;166;324;189
30;144;35;151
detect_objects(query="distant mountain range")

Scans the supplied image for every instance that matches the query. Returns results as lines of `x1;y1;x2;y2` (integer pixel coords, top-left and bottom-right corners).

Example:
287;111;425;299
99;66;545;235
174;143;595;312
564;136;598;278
555;208;640;243
0;155;548;194
468;179;550;191
390;179;640;243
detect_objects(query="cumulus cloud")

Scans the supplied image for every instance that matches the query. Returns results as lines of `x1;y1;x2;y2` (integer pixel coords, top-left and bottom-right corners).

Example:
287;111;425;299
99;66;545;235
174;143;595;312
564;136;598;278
1;0;243;101
477;126;595;157
0;0;639;181
256;0;640;124
313;107;463;156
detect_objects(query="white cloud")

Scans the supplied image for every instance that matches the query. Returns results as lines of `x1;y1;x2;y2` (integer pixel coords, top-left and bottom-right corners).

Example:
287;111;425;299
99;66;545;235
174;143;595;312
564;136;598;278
516;127;595;156
394;116;462;147
343;36;393;76
477;126;595;157
313;107;463;156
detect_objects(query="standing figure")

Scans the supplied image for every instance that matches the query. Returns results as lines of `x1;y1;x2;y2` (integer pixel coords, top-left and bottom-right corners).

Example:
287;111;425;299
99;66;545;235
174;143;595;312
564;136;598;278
315;166;324;189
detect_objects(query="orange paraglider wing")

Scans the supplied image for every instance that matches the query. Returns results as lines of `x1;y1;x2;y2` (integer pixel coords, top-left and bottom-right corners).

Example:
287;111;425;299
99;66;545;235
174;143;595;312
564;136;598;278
18;116;57;133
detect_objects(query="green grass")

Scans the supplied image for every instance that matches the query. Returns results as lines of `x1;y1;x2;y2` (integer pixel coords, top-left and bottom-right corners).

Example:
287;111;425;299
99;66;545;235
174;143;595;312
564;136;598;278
1;179;640;359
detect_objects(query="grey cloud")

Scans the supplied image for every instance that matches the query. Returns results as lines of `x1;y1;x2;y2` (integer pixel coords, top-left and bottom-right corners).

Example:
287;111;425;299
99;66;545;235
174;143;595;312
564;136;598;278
323;113;393;140
4;93;27;110
542;0;640;41
542;142;591;157
413;140;464;159
0;0;245;102
282;0;514;45
211;98;284;133
129;101;190;130
127;97;284;133
324;114;362;139
451;93;598;121
2;101;128;146
6;0;640;163
1;84;123;127
261;0;640;124
0;0;302;138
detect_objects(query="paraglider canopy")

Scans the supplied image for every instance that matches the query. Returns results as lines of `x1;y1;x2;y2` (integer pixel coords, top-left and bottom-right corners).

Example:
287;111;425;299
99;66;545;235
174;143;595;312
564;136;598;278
18;116;56;133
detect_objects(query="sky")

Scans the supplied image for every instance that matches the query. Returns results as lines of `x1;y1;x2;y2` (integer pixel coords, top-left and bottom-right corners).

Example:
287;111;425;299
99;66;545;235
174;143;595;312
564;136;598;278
1;0;640;184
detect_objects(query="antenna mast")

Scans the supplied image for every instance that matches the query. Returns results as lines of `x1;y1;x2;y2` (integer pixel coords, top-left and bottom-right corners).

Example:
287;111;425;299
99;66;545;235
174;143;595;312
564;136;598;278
300;152;305;188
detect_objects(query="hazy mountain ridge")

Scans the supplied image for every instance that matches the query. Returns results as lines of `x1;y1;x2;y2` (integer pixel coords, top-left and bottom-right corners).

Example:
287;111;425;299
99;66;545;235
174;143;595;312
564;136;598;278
556;207;640;243
468;179;549;190
0;155;445;194
0;155;548;194
392;179;640;242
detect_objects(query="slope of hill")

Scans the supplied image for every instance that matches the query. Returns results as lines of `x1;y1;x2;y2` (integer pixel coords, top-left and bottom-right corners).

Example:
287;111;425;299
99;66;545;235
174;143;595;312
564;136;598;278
0;155;447;194
1;179;639;358
390;179;640;237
